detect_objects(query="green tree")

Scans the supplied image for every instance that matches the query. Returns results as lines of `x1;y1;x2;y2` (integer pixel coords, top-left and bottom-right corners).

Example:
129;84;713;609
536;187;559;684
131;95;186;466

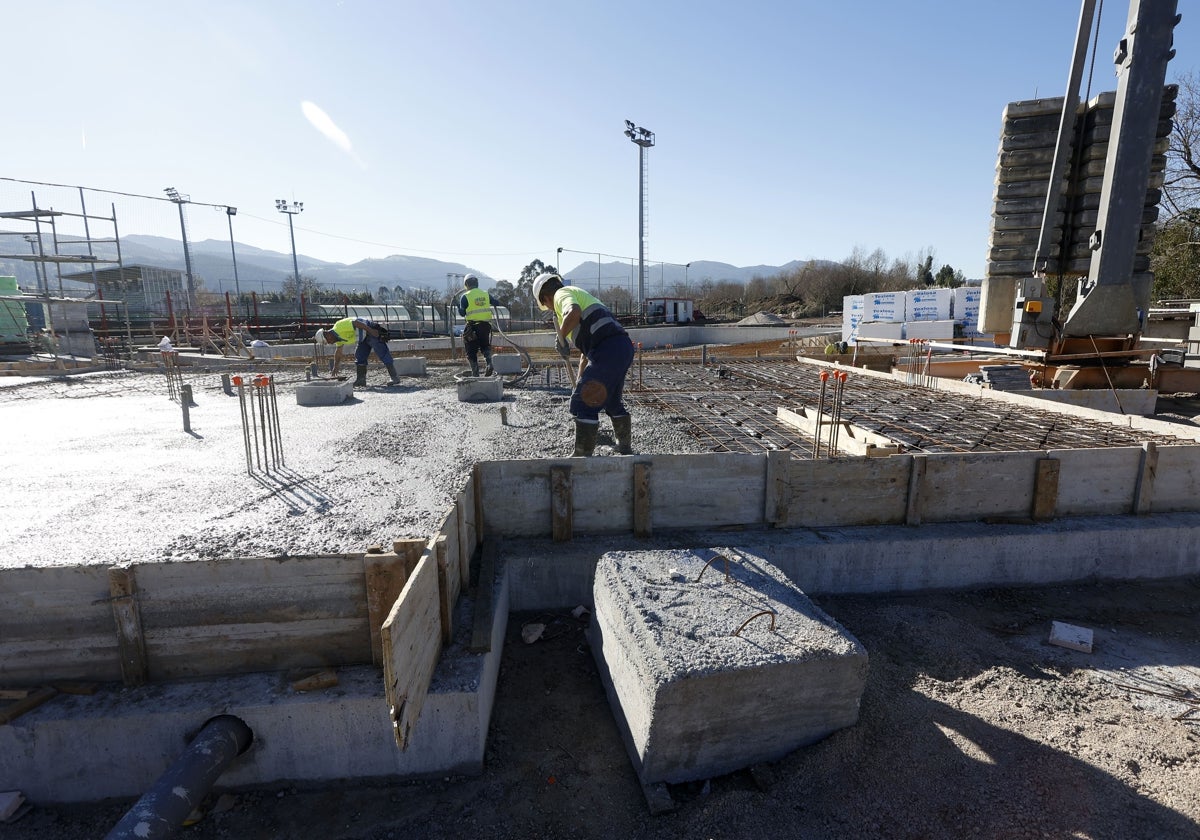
513;259;556;317
934;264;963;288
1150;214;1200;299
918;255;935;286
490;280;516;308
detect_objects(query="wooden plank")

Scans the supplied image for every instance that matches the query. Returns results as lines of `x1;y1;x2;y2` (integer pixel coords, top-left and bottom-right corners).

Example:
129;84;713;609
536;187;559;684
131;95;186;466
473;461;485;540
777;406;902;456
108;567;148;687
134;554;373;680
1142;444;1200;512
1049;447;1140;516
551;465;574;542
1031;458;1060;521
458;473;475;583
0;565;121;684
381;551;442;750
633;462;652;537
782;456;911;527
0;686;57;725
906;455;926;526
920;451;1043;523
470;538;497;653
764;450;789;525
431;535;453;646
439;507;462;609
1133;441;1159;515
363;552;408;667
393;539;426;578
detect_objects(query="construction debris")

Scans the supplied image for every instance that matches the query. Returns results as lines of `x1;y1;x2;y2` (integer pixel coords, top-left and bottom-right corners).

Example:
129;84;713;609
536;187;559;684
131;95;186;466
1049;621;1094;653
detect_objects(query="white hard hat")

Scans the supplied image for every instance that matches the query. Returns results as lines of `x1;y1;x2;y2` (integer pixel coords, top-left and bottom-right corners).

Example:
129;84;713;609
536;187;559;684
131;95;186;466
532;272;561;311
314;328;325;343
464;274;479;288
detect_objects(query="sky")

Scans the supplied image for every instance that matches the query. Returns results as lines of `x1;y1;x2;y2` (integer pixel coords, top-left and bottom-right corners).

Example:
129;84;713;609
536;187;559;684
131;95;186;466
5;0;1200;286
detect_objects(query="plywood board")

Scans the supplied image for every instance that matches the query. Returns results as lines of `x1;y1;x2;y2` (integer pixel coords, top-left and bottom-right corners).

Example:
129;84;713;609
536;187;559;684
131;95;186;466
920;451;1043;522
777;456;910;527
0;565;121;684
364;553;408;667
1049;447;1140;516
133;554;372;679
382;550;442;750
1145;444;1200;512
477;454;766;537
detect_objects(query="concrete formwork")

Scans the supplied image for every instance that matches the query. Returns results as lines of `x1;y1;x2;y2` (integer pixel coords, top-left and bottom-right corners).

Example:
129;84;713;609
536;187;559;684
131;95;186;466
8;418;1200;801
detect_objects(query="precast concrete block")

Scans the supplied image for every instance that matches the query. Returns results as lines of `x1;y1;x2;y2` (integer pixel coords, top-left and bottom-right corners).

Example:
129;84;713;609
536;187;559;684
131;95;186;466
457;376;504;403
589;547;868;785
392;357;426;376
296;379;354;406
490;354;523;375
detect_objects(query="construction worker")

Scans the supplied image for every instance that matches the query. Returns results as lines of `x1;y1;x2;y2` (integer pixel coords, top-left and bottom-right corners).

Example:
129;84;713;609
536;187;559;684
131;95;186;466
533;272;635;456
316;317;399;386
456;274;495;376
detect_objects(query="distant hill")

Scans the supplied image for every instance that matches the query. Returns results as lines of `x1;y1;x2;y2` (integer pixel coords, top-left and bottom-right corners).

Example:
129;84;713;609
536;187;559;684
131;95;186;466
0;233;826;300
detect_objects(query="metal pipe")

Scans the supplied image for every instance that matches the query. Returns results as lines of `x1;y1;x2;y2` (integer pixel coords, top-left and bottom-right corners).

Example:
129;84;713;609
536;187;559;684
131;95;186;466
104;715;252;840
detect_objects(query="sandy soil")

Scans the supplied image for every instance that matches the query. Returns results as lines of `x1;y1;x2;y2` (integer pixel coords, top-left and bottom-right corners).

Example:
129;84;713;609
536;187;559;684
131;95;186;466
4;367;1200;838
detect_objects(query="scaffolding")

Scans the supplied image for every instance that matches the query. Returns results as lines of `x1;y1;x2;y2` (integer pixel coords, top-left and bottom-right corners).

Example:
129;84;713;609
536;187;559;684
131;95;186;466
0;188;132;366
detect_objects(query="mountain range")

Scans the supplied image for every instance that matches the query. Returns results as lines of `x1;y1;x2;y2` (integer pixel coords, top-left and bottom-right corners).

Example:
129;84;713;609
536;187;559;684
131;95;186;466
0;234;812;298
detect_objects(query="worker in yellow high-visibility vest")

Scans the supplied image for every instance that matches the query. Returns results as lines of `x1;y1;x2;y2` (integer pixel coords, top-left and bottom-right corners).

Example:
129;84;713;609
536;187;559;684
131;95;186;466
456;274;495;377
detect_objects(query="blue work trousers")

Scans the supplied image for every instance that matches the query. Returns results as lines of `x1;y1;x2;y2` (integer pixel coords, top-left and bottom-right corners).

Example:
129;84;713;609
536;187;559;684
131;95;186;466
354;322;394;366
570;334;635;423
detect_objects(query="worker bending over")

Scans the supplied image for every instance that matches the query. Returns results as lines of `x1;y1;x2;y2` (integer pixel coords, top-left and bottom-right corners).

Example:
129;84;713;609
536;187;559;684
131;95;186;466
317;317;399;386
456;274;495;377
533;272;635;456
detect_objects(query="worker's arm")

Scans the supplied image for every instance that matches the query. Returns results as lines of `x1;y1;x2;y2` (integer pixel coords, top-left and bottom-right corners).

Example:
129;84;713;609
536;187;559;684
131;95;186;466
557;305;581;344
332;344;344;375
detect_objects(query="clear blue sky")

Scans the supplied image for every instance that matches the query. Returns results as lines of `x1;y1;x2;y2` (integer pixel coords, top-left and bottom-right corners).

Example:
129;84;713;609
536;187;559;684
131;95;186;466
5;0;1199;283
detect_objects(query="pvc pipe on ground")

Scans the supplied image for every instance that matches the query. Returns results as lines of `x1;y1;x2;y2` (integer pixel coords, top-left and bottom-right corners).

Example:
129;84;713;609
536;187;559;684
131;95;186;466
104;715;253;840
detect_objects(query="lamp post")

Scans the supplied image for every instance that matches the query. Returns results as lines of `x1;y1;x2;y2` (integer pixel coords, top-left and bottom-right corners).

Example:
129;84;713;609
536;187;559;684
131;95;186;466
556;246;563;274
164;187;195;314
275;199;303;309
623;120;654;318
225;207;243;317
685;263;691;295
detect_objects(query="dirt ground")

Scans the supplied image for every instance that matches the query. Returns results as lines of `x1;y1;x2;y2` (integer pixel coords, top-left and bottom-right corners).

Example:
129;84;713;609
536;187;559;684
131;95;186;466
10;575;1200;839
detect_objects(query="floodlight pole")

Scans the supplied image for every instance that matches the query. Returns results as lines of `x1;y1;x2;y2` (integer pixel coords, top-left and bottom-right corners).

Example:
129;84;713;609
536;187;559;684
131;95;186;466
164;187;195;314
275;199;304;309
226;207;243;316
624;120;654;318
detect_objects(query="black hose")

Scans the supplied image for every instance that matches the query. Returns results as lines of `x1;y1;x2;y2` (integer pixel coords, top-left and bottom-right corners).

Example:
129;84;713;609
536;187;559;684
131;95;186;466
105;715;253;840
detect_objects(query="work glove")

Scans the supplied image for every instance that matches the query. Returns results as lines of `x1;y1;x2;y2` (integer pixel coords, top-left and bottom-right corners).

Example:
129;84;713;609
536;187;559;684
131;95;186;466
555;335;570;356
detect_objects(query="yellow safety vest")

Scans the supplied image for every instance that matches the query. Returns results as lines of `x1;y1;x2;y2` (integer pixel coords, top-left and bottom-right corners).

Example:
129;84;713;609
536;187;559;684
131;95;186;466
462;289;493;321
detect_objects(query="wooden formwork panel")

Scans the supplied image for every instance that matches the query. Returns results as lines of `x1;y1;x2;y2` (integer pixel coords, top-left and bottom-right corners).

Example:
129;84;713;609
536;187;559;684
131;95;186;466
1146;444;1200;513
0;566;122;684
478;453;767;538
918;451;1044;523
770;455;910;527
133;554;372;680
1049;447;1141;516
382;549;441;750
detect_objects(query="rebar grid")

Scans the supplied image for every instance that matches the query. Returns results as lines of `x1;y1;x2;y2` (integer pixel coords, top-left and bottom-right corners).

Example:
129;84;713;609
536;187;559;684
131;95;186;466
626;359;1186;455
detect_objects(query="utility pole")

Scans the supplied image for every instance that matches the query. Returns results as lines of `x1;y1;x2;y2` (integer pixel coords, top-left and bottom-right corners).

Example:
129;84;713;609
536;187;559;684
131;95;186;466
226;207;243;317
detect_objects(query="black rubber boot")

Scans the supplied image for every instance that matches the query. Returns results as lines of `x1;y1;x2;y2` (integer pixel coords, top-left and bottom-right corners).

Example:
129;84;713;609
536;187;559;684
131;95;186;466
573;421;599;457
354;365;368;387
612;415;633;455
468;357;480;377
385;362;400;384
483;351;494;377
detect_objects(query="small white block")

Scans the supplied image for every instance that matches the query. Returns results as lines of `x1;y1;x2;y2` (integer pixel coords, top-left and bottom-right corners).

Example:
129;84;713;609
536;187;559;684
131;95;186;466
1049;621;1093;653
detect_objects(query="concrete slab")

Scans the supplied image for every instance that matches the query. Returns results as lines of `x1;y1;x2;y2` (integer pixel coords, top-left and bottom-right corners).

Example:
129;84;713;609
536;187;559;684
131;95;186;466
589;547;868;785
295;379;353;406
0;562;511;804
